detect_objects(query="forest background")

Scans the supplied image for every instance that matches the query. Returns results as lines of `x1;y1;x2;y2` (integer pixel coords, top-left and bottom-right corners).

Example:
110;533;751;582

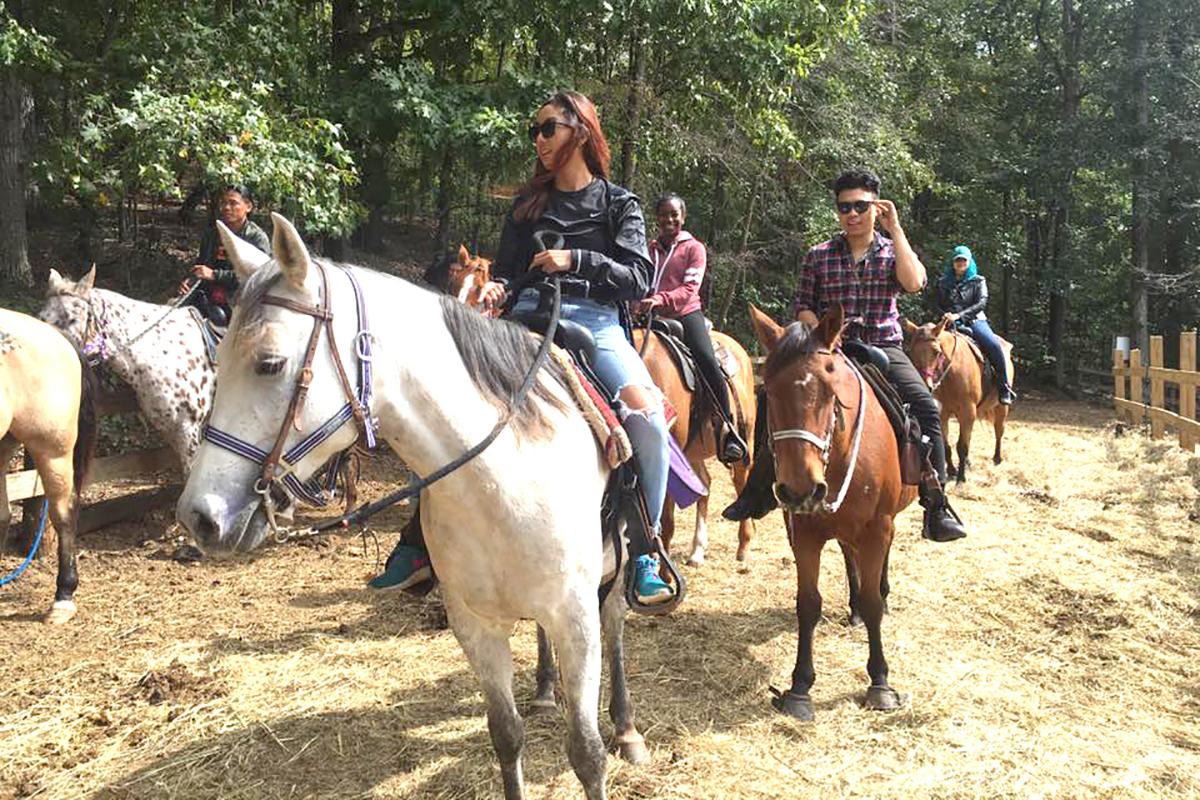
2;0;1197;385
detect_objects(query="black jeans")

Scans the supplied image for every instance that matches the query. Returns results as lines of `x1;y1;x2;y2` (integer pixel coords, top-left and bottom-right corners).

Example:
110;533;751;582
678;310;734;422
879;344;948;484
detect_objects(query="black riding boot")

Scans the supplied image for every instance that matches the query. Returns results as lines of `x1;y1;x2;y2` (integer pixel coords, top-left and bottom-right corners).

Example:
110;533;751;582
920;483;967;542
721;387;778;521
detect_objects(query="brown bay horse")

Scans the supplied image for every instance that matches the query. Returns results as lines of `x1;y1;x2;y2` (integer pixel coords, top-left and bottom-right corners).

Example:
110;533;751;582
750;304;915;721
904;319;1013;483
0;309;97;624
632;326;758;564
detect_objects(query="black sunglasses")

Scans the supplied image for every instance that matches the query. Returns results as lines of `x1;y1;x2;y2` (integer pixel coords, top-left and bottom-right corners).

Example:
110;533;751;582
527;119;574;143
836;200;874;215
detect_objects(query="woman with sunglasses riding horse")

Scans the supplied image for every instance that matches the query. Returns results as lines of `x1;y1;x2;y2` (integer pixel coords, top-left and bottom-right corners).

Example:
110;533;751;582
370;91;675;606
937;245;1014;405
722;169;969;543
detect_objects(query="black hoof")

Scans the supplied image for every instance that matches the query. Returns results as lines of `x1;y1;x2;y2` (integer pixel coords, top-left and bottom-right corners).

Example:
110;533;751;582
863;685;907;711
993;455;1002;465
771;689;814;721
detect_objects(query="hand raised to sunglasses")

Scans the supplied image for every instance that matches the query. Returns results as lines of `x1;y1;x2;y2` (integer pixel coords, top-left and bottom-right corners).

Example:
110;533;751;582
874;199;902;236
530;249;574;274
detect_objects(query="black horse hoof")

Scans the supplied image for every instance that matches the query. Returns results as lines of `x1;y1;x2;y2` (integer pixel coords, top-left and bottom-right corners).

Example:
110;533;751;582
771;689;814;721
863;685;907;711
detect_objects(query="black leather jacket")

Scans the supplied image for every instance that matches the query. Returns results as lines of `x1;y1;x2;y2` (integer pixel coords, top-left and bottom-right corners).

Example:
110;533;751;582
936;275;988;324
493;179;653;305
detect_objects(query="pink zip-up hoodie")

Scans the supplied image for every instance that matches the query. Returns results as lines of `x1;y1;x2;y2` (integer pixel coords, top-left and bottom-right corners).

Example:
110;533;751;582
647;230;706;318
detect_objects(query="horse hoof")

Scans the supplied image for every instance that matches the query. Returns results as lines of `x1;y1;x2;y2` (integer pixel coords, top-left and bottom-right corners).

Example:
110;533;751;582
527;697;558;716
735;548;750;562
615;734;651;765
863;686;907;712
44;600;77;626
847;611;865;627
771;690;814;721
686;549;705;567
993;455;1002;465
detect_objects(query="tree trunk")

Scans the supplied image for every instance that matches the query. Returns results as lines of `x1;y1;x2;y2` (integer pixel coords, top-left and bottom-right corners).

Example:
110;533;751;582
434;146;454;251
0;71;32;285
618;31;646;187
1130;0;1151;354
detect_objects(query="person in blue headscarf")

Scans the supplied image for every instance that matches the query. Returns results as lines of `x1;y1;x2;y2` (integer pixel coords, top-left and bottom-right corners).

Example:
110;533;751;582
936;245;1014;404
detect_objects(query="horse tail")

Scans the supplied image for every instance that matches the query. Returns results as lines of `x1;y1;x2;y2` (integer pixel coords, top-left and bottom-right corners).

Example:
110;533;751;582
72;347;99;493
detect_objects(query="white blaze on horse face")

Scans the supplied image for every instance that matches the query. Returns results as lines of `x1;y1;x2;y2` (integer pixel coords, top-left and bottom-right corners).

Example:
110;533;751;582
216;220;272;281
794;372;814;388
457;272;476;304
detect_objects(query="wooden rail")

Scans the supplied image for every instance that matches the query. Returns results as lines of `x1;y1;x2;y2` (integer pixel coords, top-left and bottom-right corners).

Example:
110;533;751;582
1113;330;1200;451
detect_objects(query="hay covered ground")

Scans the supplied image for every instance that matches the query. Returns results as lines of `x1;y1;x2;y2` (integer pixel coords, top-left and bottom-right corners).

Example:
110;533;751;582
1;398;1198;800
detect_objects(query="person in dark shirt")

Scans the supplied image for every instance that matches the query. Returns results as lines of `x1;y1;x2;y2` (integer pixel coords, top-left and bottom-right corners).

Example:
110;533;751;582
937;245;1013;404
370;91;676;607
179;184;270;325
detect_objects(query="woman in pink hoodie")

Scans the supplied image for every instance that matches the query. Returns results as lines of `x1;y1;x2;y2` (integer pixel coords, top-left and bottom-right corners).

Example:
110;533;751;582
636;193;747;464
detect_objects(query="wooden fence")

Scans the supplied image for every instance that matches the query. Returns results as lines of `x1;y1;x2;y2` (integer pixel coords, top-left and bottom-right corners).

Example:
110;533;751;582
1112;330;1200;451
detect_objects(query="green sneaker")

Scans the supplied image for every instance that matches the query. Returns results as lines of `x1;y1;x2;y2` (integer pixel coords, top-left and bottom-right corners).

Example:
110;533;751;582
634;555;673;605
367;544;433;591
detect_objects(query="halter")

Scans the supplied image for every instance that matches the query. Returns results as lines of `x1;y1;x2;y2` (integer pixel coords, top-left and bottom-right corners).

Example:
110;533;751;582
769;349;867;515
202;262;377;530
927;329;960;391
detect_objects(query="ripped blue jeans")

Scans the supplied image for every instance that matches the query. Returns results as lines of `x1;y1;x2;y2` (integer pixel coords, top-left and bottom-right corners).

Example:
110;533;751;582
512;292;669;527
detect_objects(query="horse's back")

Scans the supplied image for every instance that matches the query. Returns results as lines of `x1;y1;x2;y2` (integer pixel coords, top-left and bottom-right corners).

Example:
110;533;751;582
0;309;82;441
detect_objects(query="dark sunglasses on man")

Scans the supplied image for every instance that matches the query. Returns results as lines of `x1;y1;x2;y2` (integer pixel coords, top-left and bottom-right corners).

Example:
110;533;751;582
836;199;874;215
527;119;575;143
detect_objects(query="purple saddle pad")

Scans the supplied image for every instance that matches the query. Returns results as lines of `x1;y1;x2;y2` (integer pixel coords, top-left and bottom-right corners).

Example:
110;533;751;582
666;435;707;508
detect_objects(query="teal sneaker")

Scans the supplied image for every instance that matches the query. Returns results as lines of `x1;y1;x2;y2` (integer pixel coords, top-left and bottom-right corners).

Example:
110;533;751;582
633;555;673;605
367;544;433;591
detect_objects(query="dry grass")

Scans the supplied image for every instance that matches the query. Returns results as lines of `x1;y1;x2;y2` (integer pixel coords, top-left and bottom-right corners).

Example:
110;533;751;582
2;399;1199;799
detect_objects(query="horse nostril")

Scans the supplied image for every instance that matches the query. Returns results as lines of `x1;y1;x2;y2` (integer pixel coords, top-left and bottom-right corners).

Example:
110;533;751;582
810;482;828;505
774;483;801;507
193;509;219;544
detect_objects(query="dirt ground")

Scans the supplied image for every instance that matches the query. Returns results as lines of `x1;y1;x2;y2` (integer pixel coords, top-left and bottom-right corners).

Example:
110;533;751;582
1;398;1198;800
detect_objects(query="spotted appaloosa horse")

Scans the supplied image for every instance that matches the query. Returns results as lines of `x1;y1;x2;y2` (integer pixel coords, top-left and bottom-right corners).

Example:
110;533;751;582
904;318;1013;482
0;309;97;624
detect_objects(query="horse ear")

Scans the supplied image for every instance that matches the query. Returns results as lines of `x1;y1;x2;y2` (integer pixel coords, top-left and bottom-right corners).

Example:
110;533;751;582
933;317;949;338
47;268;66;294
217;220;272;281
457;244;470;266
815;304;846;350
269;212;311;291
902;317;918;336
748;304;785;353
80;263;96;292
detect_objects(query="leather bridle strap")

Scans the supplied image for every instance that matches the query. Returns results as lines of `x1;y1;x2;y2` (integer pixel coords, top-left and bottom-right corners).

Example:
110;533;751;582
930;330;960;391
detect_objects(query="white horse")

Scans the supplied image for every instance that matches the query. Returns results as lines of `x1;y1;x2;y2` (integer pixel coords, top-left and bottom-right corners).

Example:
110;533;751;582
175;213;648;800
39;267;214;468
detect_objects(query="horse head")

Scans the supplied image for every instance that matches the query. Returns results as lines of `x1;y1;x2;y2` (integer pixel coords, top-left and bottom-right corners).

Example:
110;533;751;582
176;213;363;555
39;266;98;352
447;244;498;317
751;304;858;514
904;318;953;389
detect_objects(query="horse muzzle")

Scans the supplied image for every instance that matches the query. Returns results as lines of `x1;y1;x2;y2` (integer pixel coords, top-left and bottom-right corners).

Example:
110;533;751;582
177;491;269;556
774;481;829;515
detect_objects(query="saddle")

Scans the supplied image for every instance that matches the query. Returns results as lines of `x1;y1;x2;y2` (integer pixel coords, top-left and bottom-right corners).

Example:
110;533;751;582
843;344;925;487
957;331;1015;398
646;319;744;448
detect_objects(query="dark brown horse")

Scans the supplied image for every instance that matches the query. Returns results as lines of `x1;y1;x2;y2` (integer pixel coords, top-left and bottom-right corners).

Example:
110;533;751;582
750;304;915;721
904;319;1013;482
632;327;757;565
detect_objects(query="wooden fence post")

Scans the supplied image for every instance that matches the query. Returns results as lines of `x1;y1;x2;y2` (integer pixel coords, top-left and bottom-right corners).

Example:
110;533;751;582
1113;348;1126;420
1150;336;1165;439
1129;348;1143;424
1181;331;1197;450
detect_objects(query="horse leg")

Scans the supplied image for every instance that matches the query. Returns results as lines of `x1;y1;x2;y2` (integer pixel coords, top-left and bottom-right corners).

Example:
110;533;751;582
530;624;558;714
840;539;863;627
688;459;711;566
992;404;1008;465
941;407;955;480
956;410;975;485
731;459;754;562
602;575;649;764
543;600;607;800
449;611;526;800
880;548;891;616
36;452;78;625
773;530;822;721
0;436;17;539
659;499;676;580
340;452;360;512
859;519;904;711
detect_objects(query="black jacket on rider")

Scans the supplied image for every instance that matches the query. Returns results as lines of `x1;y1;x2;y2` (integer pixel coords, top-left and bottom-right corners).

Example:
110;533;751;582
936;274;988;324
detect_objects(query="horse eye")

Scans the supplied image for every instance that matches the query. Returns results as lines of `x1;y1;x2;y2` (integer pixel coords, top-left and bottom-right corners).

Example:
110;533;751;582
256;355;286;375
825;363;835;373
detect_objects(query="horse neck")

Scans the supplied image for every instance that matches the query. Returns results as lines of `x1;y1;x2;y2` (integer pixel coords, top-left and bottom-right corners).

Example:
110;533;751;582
93;289;189;380
350;269;509;477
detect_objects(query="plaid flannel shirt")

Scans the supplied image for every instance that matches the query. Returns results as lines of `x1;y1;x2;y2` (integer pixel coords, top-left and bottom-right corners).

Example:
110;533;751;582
793;231;912;346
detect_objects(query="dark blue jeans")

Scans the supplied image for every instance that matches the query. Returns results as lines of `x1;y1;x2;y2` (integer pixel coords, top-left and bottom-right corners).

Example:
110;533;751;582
964;319;1010;392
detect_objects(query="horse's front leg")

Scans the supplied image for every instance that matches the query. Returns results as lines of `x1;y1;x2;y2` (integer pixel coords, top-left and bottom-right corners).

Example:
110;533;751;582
774;527;823;721
731;459;755;562
992;404;1009;465
956;409;976;485
859;517;905;712
688;458;711;566
602;570;649;764
940;406;955;480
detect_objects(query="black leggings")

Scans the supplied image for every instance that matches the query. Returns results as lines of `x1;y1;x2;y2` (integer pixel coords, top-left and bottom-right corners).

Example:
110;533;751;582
677;310;734;422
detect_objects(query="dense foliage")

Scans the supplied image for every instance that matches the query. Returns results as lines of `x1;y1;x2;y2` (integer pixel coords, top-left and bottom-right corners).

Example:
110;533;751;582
1;0;1196;381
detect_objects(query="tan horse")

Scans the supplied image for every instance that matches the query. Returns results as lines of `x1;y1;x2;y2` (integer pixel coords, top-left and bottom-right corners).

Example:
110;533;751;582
904;319;1013;483
0;309;97;624
633;326;757;565
446;245;500;318
750;303;916;721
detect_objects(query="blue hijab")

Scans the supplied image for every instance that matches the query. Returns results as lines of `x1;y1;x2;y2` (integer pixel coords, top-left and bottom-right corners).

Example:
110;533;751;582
941;244;978;287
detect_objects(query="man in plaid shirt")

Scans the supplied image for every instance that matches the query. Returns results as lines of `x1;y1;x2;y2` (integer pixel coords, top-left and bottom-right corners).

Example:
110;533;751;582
724;169;967;542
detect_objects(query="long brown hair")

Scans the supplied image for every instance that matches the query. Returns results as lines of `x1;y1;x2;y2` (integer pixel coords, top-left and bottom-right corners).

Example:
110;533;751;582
513;90;611;222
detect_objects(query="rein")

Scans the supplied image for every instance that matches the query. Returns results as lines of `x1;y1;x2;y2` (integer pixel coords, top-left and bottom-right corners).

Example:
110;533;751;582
929;330;960;392
80;281;202;367
770;349;867;514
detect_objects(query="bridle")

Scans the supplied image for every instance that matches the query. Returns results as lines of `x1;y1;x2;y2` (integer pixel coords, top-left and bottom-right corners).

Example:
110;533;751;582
769;348;867;515
70;282;203;367
926;329;960;391
202;261;378;532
